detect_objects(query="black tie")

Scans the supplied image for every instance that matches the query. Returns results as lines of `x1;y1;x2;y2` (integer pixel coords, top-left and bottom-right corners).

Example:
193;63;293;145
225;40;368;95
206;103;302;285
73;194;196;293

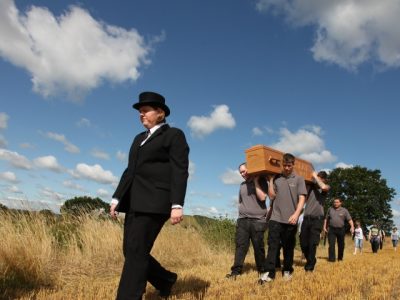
143;130;150;142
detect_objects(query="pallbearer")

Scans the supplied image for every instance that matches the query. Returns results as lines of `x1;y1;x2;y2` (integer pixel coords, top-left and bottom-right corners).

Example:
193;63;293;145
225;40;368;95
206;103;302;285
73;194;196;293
259;153;307;284
300;171;330;272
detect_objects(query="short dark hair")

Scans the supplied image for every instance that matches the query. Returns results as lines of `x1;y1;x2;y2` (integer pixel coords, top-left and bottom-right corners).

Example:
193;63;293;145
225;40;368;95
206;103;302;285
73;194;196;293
318;171;328;180
238;162;246;170
283;153;295;164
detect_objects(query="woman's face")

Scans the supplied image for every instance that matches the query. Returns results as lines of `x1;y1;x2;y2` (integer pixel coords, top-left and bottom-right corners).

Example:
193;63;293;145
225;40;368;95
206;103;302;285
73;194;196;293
139;105;164;129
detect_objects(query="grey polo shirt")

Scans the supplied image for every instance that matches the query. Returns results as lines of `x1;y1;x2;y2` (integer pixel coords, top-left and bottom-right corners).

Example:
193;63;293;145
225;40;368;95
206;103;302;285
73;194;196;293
270;172;307;224
325;206;352;228
304;185;327;217
238;178;268;222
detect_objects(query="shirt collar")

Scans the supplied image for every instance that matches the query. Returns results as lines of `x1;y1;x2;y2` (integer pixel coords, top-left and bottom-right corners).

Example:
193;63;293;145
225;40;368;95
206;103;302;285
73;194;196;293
148;122;167;135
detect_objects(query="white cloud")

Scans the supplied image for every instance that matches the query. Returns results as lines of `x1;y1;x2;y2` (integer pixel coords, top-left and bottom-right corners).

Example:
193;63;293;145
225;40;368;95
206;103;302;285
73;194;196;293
97;188;110;198
256;0;400;71
19;142;34;149
63;180;85;192
187;105;236;138
0;171;18;183
271;126;337;165
0;0;154;98
76;118;91;127
7;185;21;193
220;168;243;185
335;162;354;169
189;190;223;199
91;148;110;160
39;187;65;202
392;208;400;218
188;160;195;180
190;205;221;217
116;150;127;162
300;150;337;165
252;127;263;136
34;155;63;172
0;149;32;169
0;135;7;148
0;112;9;130
71;163;118;185
45;132;80;153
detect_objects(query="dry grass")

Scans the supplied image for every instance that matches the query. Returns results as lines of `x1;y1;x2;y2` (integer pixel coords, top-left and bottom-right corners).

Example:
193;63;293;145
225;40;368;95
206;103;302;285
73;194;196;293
1;211;400;300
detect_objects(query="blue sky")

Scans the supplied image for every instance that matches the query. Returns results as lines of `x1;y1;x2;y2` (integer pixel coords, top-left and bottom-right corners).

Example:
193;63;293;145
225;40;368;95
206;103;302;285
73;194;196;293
1;0;399;224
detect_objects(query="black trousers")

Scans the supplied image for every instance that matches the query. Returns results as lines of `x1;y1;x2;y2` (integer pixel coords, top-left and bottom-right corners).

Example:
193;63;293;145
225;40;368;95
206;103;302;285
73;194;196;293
371;237;380;253
231;218;267;274
300;216;323;271
116;212;173;300
328;226;345;261
264;220;297;278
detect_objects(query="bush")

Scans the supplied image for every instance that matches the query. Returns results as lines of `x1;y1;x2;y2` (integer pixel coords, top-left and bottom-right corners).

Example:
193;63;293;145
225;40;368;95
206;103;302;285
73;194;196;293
61;196;110;215
193;215;236;250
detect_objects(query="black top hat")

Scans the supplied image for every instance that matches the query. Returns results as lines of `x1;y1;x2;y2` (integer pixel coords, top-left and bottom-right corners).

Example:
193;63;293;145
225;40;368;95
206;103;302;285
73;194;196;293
132;91;170;116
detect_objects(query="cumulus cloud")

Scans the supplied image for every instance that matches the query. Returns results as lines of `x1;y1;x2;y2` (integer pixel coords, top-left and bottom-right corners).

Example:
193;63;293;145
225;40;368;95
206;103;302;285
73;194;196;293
0;112;9;130
220;168;243;185
76;118;91;128
335;162;354;169
0;0;154;98
97;188;110;198
256;0;400;71
187;105;236;138
44;132;80;153
71;163;118;184
33;155;63;172
0;171;18;183
0;149;32;169
190;205;220;217
19;142;34;149
39;187;65;201
392;208;400;217
252;127;263;136
91;148;110;160
189;190;223;199
0;135;7;148
188;160;195;180
7;185;21;193
116;150;127;162
271;126;337;165
63;180;85;192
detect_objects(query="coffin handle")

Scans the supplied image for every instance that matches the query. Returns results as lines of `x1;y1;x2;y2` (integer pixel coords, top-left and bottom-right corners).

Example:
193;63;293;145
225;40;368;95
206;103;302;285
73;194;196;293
269;156;281;165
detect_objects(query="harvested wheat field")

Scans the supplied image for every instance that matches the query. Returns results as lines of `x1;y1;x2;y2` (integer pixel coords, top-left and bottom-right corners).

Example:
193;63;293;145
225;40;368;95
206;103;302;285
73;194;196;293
1;212;399;300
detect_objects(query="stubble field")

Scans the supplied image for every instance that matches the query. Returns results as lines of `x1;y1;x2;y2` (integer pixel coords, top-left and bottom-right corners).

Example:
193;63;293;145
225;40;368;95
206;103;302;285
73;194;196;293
1;211;399;300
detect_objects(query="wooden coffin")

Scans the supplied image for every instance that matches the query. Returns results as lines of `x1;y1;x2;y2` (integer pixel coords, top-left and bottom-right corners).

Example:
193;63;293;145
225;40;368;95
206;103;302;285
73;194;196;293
245;144;314;183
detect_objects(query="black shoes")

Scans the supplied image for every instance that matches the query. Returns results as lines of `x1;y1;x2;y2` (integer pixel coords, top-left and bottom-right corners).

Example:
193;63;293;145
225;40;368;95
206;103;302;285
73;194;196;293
159;273;178;299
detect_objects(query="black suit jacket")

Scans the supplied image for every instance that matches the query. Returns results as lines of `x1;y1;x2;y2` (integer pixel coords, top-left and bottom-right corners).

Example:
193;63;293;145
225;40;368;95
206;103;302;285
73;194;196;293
113;124;189;214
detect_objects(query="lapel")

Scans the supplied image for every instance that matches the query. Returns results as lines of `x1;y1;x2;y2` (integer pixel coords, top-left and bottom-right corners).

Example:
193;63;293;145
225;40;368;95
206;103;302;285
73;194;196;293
142;124;170;146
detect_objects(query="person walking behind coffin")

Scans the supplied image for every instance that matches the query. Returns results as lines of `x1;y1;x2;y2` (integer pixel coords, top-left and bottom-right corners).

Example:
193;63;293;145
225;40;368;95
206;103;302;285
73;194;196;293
391;227;399;251
353;221;365;255
323;198;354;262
258;153;307;284
226;163;270;279
300;171;330;272
379;227;386;250
368;224;382;254
110;91;189;300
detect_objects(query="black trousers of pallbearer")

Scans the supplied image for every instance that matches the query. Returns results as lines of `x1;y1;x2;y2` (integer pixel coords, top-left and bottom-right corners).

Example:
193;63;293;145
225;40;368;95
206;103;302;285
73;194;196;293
328;226;346;261
300;216;324;271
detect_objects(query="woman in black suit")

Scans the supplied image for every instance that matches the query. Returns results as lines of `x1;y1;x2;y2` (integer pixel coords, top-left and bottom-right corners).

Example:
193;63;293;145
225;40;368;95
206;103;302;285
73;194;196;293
110;91;189;300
